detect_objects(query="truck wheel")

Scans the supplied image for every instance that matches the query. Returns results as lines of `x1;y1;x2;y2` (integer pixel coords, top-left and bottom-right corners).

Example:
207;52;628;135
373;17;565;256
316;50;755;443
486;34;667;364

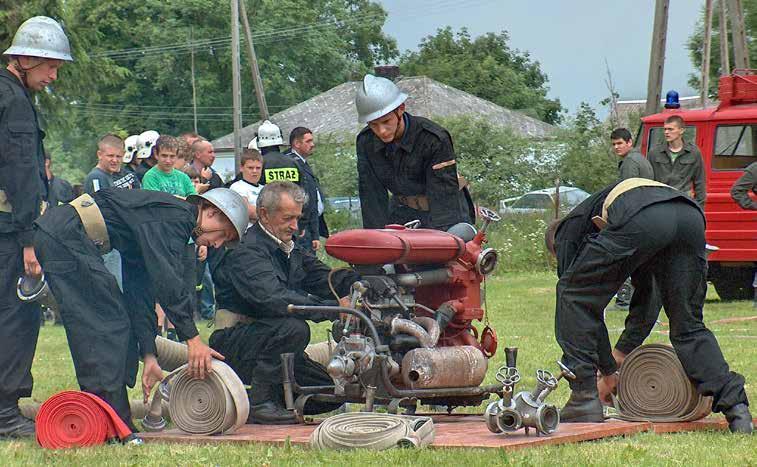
711;267;754;301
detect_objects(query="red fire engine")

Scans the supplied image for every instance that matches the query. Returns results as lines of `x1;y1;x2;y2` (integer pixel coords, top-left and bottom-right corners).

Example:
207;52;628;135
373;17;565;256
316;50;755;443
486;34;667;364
639;71;757;300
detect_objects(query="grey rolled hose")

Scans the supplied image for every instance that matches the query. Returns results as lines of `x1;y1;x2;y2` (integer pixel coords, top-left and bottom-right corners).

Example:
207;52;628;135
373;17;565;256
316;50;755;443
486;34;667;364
311;412;435;450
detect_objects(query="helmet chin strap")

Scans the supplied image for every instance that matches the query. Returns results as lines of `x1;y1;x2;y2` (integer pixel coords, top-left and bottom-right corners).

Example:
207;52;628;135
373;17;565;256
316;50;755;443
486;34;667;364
11;56;43;89
192;204;206;238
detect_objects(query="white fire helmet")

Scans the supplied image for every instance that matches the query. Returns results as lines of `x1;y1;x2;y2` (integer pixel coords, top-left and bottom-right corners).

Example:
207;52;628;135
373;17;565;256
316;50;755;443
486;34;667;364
137;130;160;159
123;135;139;163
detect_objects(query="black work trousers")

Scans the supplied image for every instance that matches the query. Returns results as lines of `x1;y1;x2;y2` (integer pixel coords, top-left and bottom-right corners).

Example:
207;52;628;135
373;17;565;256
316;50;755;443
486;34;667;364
555;200;747;412
210;317;337;413
0;233;41;405
34;208;136;429
614;275;662;355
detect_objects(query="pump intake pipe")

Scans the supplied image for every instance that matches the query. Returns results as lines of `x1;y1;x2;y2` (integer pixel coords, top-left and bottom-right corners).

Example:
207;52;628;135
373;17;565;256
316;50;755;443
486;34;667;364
390;316;440;348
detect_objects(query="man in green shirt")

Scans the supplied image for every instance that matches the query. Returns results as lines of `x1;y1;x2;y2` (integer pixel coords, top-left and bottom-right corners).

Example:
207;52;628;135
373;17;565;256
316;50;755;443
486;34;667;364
142;135;196;197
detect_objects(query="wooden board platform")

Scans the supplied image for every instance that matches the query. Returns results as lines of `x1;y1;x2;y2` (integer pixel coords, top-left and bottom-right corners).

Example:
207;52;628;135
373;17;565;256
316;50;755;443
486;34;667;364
139;415;745;450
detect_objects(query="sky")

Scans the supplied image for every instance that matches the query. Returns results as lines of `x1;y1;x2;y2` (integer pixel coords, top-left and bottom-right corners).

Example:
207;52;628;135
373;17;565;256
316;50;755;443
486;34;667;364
378;0;704;116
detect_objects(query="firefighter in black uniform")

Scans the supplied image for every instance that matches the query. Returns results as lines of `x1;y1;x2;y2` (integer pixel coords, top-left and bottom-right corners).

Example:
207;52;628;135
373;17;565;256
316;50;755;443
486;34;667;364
0;16;73;439
355;74;474;230
209;182;360;424
551;178;752;433
251;120;303;186
33;188;248;431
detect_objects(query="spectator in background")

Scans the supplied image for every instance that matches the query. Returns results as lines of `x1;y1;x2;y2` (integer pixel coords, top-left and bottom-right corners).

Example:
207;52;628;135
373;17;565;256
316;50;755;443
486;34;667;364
83;134;141;292
229;149;263;229
611;128;654;180
287;127;327;252
180;131;202;148
142;136;196;197
44;153;74;207
84;134;140;195
191;138;223;189
648;115;706;207
143;135;204;335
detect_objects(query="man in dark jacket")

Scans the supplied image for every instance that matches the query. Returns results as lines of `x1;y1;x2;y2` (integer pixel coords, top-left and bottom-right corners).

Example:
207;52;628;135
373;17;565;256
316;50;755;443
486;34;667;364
611;128;654;180
33;188;248;431
286;127;325;252
209;181;359;424
0;16;73;439
730;161;757;307
730;161;757;210
552;178;752;433
355;74;473;230
648;115;706;207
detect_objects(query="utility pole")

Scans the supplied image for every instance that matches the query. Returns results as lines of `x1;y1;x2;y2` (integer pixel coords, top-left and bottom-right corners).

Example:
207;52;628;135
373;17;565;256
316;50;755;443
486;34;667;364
701;0;714;107
645;0;669;116
728;0;750;69
231;0;243;169
239;0;270;120
190;28;198;133
720;0;731;74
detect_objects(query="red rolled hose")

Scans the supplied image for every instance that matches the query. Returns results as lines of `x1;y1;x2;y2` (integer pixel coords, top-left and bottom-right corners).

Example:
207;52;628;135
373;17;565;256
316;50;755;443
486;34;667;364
36;391;133;449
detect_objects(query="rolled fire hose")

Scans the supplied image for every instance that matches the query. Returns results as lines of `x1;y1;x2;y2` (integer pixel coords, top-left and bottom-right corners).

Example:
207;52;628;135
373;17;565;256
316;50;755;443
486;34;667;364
167;360;249;435
610;344;712;422
20;399;168;422
149;336;249;434
154;335;189;372
311;412;435;450
36;391;135;449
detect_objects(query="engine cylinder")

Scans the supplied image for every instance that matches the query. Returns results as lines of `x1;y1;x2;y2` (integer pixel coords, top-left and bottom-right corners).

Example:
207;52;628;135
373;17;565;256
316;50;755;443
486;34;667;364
400;346;487;389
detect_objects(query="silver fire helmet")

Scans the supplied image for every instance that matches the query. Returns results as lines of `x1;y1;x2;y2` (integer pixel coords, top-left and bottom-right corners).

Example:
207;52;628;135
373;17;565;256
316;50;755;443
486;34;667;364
355;74;407;124
3;16;73;62
187;188;248;246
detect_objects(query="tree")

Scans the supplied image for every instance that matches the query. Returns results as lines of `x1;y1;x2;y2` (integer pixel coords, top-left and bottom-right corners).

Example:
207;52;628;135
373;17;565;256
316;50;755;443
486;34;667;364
687;0;757;93
557;103;617;193
399;27;563;124
3;0;398;182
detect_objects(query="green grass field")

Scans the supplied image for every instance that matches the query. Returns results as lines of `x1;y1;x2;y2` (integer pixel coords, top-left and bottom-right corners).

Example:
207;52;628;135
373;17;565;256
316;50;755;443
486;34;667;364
2;271;756;465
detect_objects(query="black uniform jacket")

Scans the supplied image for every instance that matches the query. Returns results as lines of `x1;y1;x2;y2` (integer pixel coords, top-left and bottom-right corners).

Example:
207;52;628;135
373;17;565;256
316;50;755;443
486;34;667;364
730;161;757;210
212;222;359;320
36;189;201;354
261;149;302;186
356;113;471;230
286;151;321;241
554;182;702;277
0;69;48;246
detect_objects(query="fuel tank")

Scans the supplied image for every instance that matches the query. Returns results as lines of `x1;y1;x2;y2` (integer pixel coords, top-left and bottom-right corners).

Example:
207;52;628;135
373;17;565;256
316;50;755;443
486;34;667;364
325;225;466;265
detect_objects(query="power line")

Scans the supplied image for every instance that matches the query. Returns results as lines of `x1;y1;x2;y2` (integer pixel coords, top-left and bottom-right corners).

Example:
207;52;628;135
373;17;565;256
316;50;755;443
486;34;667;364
88;0;491;61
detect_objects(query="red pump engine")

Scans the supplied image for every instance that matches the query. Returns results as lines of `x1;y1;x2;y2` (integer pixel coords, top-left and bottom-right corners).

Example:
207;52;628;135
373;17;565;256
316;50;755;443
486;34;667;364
325;208;500;357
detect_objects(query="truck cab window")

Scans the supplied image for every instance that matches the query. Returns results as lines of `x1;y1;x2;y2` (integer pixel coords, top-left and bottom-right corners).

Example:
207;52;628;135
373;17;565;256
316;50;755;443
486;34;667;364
713;125;757;170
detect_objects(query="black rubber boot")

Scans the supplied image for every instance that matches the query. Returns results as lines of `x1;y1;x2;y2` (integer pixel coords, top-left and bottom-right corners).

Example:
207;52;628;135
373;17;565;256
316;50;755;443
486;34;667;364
560;389;604;423
247;401;297;425
724;403;754;434
0;403;36;439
